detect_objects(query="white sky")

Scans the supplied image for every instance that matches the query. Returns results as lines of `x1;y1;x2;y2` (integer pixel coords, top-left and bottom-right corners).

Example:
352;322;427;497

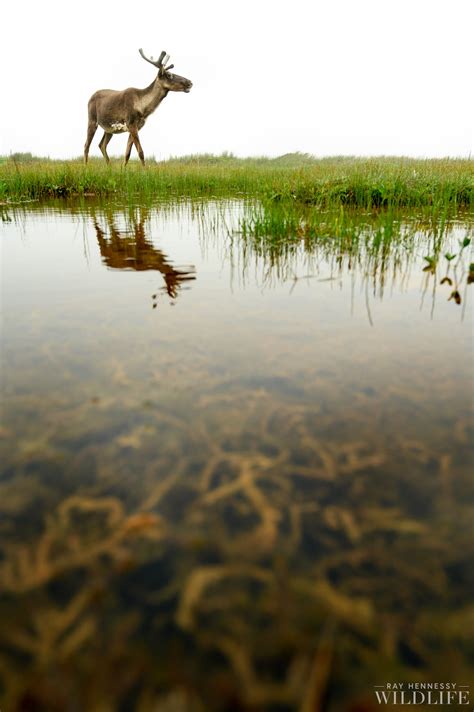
2;0;473;160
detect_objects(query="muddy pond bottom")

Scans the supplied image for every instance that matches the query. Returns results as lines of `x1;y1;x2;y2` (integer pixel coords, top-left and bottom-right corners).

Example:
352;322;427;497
1;201;473;711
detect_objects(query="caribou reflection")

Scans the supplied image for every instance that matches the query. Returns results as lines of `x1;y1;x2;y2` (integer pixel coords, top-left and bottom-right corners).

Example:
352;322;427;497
93;209;196;302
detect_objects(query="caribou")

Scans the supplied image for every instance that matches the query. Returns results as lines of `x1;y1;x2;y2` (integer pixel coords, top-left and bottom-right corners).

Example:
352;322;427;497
84;49;192;165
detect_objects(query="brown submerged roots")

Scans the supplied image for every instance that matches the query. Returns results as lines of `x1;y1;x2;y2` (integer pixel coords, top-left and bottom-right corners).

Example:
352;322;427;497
0;386;472;710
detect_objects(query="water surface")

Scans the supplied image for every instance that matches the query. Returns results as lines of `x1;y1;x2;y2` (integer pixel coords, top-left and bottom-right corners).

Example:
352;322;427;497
1;200;473;711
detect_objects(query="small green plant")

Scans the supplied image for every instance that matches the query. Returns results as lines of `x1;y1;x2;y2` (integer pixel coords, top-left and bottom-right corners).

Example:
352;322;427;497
423;255;437;273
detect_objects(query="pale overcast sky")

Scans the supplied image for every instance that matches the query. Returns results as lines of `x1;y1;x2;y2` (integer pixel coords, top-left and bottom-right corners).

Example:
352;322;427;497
1;0;473;159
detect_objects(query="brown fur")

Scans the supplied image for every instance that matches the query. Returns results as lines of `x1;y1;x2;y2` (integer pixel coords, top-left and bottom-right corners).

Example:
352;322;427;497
84;54;192;165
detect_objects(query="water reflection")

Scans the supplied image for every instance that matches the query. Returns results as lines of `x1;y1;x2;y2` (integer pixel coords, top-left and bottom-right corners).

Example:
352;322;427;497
93;206;196;302
227;202;473;323
0;200;473;711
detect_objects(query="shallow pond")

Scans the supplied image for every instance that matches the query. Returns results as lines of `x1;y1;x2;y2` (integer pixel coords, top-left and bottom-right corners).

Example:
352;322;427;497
1;200;473;711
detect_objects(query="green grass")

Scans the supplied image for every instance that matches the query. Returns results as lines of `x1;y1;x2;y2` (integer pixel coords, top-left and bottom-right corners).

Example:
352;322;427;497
237;200;473;267
0;154;472;209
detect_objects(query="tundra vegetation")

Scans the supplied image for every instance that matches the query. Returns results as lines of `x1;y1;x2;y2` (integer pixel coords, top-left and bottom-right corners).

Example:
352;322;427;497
1;154;472;249
1;153;472;253
1;153;472;207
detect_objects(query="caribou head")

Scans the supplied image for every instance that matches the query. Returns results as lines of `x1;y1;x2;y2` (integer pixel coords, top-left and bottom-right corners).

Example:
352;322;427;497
138;49;193;93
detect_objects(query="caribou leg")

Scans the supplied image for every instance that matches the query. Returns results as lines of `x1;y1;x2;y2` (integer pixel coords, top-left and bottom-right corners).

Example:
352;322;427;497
124;134;135;165
126;127;145;166
99;132;113;164
84;121;97;164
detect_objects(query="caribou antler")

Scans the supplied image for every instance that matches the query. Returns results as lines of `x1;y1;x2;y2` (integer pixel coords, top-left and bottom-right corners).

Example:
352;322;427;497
138;48;167;68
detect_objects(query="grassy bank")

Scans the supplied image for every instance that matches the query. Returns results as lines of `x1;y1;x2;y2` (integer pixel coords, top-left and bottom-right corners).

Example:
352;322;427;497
0;154;473;209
